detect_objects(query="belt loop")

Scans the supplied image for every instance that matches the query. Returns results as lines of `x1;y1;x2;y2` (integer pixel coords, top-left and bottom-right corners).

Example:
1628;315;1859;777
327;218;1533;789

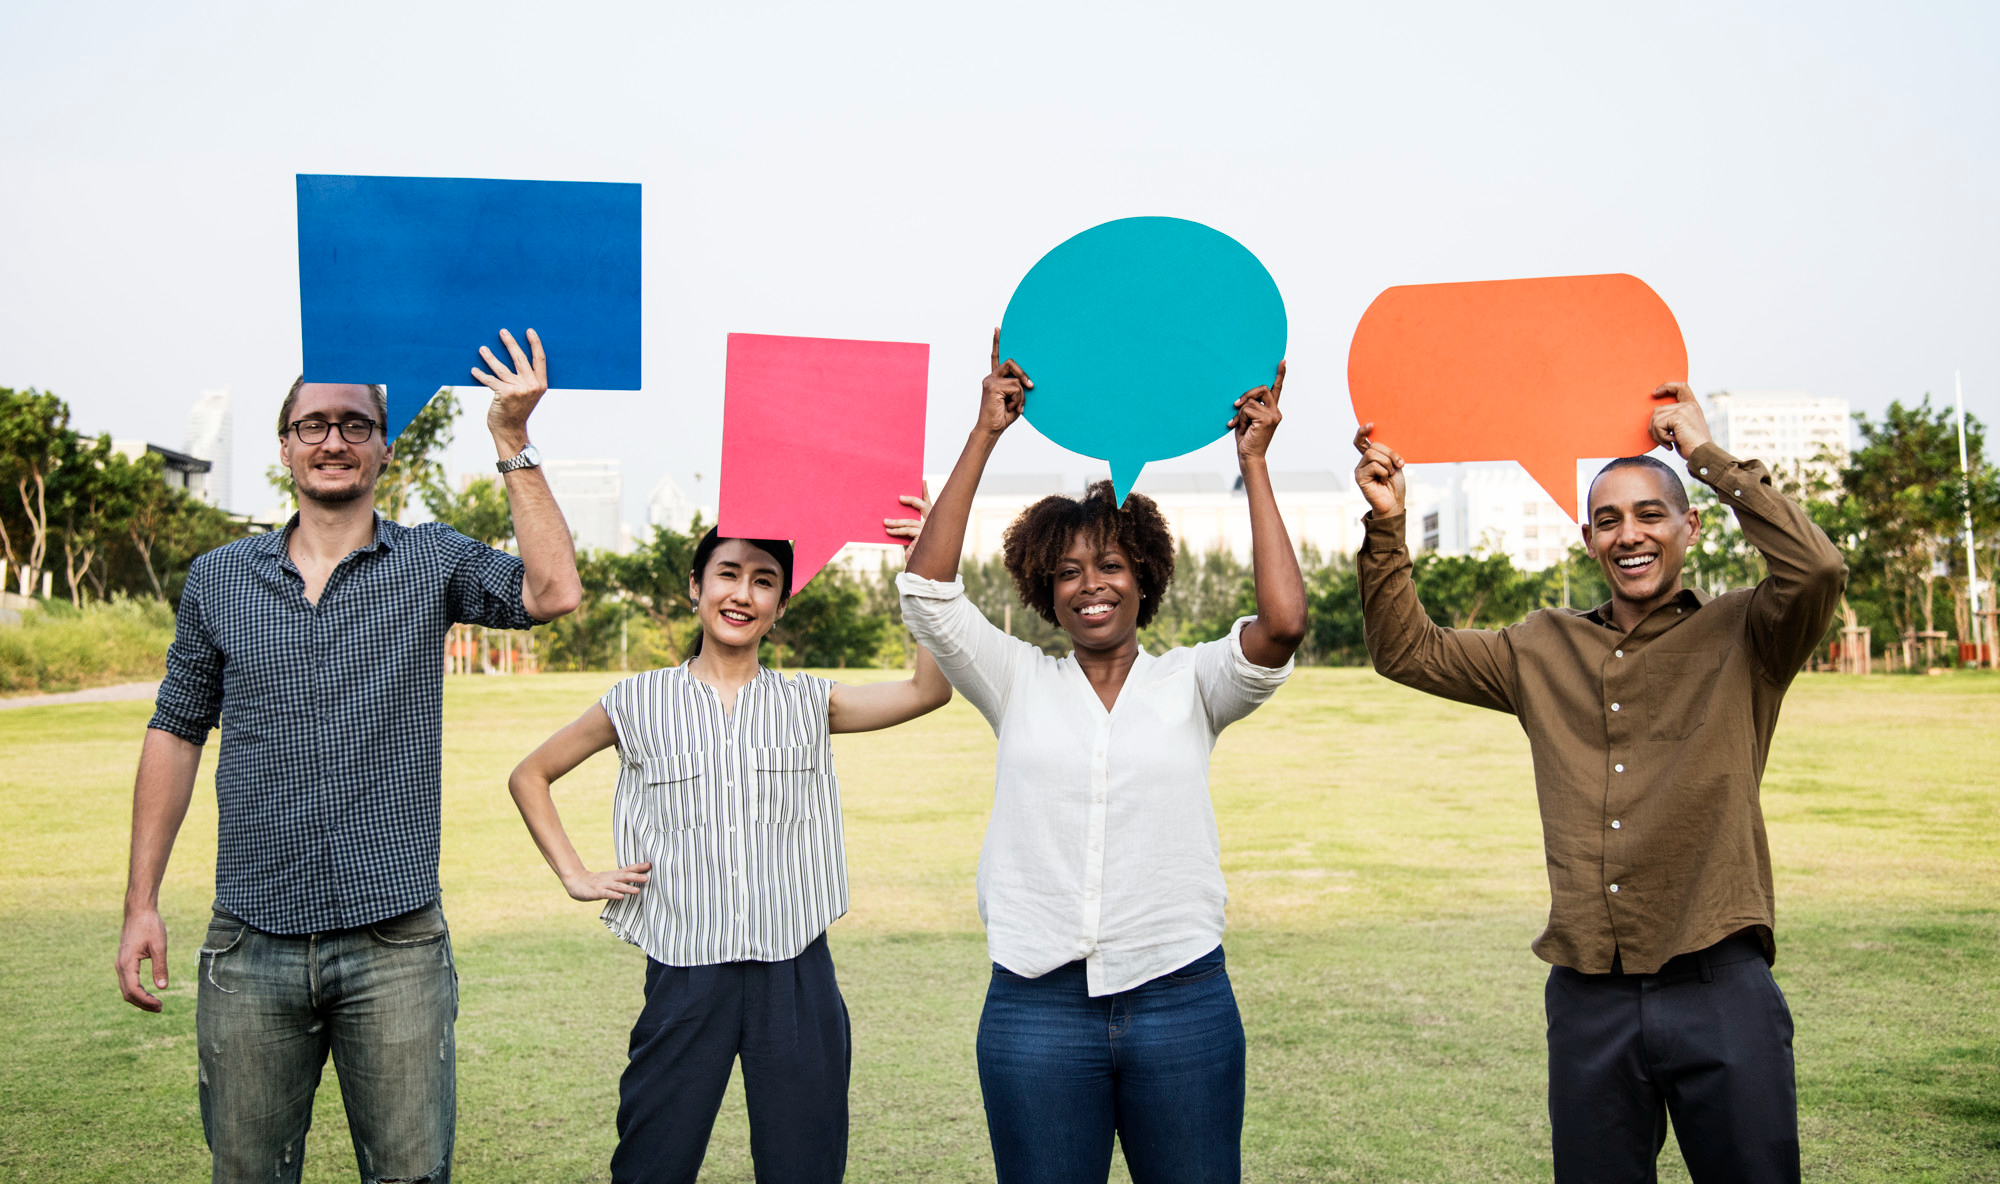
1697;947;1714;984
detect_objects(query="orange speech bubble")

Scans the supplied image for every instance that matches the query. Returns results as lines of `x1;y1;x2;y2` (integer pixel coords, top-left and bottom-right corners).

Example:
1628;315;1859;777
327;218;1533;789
1347;273;1687;521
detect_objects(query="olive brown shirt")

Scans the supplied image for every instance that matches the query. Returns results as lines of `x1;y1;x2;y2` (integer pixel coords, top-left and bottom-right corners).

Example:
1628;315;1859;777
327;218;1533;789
1358;443;1846;974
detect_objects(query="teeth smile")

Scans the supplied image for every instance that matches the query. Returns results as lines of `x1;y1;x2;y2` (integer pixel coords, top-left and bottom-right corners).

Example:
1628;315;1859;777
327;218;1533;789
1617;556;1654;568
1079;604;1112;617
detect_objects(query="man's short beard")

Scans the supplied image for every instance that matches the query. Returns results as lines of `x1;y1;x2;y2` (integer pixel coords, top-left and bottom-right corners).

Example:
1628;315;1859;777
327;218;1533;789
293;460;381;507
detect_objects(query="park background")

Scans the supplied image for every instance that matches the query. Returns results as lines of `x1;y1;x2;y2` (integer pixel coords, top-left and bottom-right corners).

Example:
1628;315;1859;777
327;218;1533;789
3;1;1998;1180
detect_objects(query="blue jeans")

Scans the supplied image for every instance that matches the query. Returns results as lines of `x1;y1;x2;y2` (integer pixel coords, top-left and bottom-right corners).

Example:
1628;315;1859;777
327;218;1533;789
976;946;1245;1184
195;900;459;1184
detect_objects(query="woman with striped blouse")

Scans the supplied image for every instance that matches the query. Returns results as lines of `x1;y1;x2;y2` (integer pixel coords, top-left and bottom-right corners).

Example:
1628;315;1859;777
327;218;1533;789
898;333;1307;1184
507;518;950;1184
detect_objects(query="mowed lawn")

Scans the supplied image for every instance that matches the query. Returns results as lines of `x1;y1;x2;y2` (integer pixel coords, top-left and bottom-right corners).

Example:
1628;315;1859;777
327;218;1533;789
1;668;1995;1182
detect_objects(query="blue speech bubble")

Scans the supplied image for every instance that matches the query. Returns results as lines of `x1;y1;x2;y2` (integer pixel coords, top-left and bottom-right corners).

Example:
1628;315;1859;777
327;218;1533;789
297;174;642;441
998;217;1286;504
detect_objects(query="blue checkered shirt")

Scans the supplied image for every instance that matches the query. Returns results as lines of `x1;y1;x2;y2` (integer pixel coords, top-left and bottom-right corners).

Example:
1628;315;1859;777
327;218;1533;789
149;513;538;934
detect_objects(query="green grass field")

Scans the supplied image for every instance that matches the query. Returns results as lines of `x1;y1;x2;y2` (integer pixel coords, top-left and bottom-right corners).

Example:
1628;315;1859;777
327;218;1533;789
2;669;1995;1182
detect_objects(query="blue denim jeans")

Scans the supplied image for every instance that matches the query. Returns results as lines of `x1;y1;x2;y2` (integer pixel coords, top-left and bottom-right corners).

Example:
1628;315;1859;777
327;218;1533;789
976;946;1245;1184
195;900;459;1184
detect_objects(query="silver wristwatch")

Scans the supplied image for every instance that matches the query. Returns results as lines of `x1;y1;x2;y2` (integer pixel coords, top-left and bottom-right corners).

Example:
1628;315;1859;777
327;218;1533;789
496;443;542;474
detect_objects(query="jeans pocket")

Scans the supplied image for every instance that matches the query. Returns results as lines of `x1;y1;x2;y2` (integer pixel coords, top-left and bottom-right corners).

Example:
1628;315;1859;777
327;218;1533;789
198;913;251;994
1164;946;1227;985
367;901;450;947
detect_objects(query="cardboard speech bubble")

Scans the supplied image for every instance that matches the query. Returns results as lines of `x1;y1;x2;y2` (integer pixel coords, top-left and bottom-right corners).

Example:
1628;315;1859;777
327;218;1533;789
998;217;1286;505
1347;273;1687;521
717;333;929;595
297;174;642;441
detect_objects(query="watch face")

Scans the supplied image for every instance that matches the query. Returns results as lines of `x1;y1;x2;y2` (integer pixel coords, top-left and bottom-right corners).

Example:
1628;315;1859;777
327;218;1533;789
520;444;542;466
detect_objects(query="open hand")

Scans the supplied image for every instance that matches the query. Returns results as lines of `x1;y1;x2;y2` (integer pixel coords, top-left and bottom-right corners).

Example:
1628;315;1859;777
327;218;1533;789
1352;423;1407;518
474;328;549;443
979;328;1031;438
1648;382;1712;459
885;482;932;555
1230;361;1286;463
561;861;651;903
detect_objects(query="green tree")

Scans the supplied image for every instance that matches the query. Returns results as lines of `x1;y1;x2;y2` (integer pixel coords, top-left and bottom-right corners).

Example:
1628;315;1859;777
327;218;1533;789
49;434;145;606
1837;397;1976;650
1411;545;1538;630
0;387;72;596
605;520;706;663
765;566;886;669
424;474;514;547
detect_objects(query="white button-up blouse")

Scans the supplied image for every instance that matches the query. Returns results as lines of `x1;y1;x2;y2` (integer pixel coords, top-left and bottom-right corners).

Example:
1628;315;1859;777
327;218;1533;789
898;572;1293;995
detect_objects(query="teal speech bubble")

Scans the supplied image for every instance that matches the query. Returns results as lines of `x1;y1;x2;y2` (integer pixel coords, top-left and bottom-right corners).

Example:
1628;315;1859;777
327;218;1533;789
998;217;1287;505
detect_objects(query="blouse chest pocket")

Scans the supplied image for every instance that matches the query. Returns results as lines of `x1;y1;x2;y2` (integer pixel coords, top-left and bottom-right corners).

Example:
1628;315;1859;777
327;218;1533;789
750;744;819;824
636;753;707;831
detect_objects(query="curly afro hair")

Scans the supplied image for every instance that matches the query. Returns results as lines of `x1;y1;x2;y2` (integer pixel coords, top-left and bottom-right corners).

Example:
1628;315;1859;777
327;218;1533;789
1001;480;1177;629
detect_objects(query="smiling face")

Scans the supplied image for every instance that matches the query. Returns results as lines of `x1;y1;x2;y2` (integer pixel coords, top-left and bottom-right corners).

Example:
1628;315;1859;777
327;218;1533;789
1050;531;1144;652
689;539;789;653
1583;464;1701;612
278;383;391;507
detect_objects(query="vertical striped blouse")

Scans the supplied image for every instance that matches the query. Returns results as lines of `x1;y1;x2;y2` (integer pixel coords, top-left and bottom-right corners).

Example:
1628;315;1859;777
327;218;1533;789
597;663;848;966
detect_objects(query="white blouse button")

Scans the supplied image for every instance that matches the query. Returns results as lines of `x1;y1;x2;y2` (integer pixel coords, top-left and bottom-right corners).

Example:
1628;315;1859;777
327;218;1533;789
1615;764;1625;772
1609;884;1620;893
1611;703;1621;712
1615;649;1624;658
1611;820;1622;829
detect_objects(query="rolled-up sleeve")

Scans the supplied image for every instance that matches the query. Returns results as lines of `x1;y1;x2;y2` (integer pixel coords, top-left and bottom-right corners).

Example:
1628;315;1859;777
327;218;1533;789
438;527;538;629
149;555;224;743
1193;615;1294;731
896;572;1030;731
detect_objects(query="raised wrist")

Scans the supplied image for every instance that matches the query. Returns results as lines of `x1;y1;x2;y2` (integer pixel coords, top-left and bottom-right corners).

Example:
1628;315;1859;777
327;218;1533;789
491;426;531;457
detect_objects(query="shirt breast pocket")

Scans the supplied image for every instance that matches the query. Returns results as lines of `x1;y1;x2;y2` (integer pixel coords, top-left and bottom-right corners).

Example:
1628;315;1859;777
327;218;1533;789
1142;669;1197;729
638;753;707;831
751;744;819;824
1641;650;1727;741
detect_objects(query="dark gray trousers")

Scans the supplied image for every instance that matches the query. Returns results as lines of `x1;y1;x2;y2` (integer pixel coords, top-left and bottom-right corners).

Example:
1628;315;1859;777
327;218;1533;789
610;932;849;1184
1546;930;1800;1184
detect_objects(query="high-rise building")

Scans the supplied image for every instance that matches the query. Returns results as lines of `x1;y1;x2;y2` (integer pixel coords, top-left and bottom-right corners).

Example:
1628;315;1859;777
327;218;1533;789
544;458;624;554
647;473;700;533
185;388;233;511
1422;463;1576;571
1703;390;1850;491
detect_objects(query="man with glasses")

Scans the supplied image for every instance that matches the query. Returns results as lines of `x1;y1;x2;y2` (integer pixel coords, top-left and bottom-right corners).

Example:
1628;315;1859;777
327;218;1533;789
115;329;584;1183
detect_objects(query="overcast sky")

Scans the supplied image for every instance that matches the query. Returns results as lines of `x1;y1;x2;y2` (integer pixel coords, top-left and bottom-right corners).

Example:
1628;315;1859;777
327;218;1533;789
4;0;1995;523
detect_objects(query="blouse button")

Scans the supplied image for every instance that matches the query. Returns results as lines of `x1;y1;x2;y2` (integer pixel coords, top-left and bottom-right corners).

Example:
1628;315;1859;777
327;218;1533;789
1609;884;1621;893
1611;703;1621;712
1611;819;1622;829
1615;764;1625;773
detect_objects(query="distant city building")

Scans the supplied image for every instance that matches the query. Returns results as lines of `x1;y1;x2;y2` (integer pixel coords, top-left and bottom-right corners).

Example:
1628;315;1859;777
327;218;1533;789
185;388;233;511
647;473;702;532
926;471;1425;565
111;439;213;499
544;458;623;554
1423;463;1575;571
1703;390;1850;491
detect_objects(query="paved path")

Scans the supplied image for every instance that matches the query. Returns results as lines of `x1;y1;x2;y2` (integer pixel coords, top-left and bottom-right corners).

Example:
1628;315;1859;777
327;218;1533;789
0;681;160;710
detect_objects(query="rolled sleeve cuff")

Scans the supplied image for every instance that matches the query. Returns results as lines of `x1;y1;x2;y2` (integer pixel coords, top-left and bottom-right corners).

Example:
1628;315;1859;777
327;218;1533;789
1227;615;1294;686
895;571;966;601
146;705;212;745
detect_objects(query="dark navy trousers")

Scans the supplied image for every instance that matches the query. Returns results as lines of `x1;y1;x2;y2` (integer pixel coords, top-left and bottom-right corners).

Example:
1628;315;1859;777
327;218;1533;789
611;932;849;1184
1546;930;1801;1184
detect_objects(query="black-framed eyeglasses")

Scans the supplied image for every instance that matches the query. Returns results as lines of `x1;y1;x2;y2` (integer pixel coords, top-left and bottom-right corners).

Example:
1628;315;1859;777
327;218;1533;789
286;418;380;444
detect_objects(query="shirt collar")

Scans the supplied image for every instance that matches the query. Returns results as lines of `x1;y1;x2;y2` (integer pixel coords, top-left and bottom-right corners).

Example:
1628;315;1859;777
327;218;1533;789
260;511;397;562
1583;585;1708;630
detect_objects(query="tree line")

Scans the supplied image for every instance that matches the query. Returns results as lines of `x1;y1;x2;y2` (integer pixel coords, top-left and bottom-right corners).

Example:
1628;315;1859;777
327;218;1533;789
7;383;1992;669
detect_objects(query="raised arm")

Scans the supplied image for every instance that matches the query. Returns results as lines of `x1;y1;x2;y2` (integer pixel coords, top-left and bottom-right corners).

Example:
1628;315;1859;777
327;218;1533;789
1230;363;1307;667
1649;384;1846;678
832;490;955;732
474;327;582;622
507;704;651;902
905;328;1030;582
1353;424;1519;712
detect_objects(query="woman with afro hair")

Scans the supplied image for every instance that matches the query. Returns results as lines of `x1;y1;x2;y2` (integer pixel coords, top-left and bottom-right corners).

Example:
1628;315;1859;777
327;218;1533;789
898;331;1308;1183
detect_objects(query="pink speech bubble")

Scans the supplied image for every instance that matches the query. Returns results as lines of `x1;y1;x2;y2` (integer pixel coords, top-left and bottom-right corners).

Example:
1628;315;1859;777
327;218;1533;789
718;333;929;594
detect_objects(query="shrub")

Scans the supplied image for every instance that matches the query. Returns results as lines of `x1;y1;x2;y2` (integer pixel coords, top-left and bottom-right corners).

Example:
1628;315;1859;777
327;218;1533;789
0;597;177;695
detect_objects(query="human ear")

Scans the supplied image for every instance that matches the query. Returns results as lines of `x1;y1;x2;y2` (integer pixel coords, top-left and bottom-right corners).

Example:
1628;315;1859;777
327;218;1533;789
1579;523;1596;558
1684;508;1701;547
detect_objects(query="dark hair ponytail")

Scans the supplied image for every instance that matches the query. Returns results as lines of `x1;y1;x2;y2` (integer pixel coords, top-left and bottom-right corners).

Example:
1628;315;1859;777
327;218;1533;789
685;527;795;659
